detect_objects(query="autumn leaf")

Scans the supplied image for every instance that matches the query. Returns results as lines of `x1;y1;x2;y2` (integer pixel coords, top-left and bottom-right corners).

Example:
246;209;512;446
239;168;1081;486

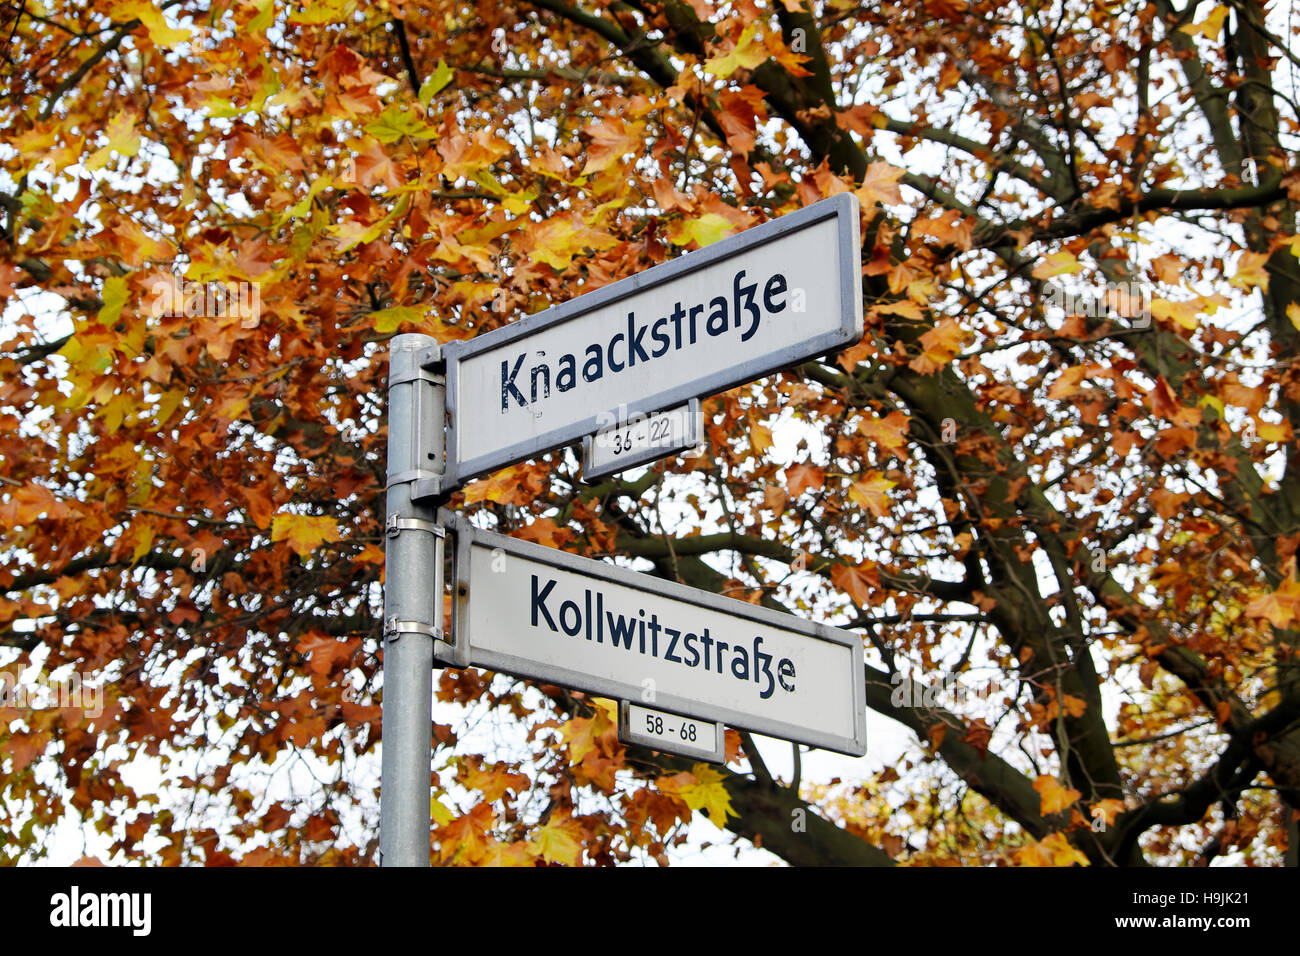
658;763;736;823
856;162;904;207
831;562;878;606
1033;775;1082;815
785;463;825;498
908;318;970;375
1180;4;1230;40
530;812;586;866
1013;832;1089;867
271;512;341;558
848;472;895;517
1031;251;1082;279
666;212;737;248
418;59;454;105
702;24;767;78
858;410;910;457
1229;251;1271;293
520;215;619;271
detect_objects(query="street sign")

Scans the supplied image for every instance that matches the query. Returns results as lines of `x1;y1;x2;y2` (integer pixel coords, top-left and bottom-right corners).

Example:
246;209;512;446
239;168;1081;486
422;193;862;496
619;701;725;763
437;510;867;757
581;399;703;482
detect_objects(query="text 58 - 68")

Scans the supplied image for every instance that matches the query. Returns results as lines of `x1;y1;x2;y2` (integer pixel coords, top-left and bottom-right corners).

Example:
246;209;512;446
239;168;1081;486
645;713;700;743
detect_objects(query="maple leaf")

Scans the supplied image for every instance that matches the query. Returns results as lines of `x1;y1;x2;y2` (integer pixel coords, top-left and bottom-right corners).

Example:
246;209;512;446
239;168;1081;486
84;109;141;170
831;563;878;607
580;119;644;176
703;24;768;78
1033;775;1081;815
658;763;736;823
1229;251;1271;293
1032;251;1082;279
418;60;454;106
848;472;895;517
1180;4;1230;40
666;212;738;248
1013;832;1089;867
1244;577;1300;629
785;463;825;498
521;215;619;271
1090;799;1126;827
858;410;910;457
908;318;970;375
116;0;193;47
856;162;904;207
271;512;342;558
530;812;586;866
436;802;495;864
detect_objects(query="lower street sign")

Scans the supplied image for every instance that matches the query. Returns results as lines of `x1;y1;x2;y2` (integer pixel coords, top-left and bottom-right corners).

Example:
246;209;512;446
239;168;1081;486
437;511;867;757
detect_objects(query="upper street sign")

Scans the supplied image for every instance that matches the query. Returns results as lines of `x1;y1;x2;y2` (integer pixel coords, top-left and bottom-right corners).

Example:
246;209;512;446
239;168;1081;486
436;511;867;757
420;193;862;496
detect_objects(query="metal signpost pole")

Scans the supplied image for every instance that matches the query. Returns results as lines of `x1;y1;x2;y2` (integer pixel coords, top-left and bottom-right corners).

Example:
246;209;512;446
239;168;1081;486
379;333;445;866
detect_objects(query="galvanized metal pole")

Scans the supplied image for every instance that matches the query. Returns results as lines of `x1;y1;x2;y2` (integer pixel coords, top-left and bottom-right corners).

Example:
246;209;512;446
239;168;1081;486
380;333;445;866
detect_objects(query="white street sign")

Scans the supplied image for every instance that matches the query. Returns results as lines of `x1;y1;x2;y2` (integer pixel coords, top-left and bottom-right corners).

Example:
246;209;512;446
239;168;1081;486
424;193;862;494
438;512;867;757
619;701;724;763
581;399;703;482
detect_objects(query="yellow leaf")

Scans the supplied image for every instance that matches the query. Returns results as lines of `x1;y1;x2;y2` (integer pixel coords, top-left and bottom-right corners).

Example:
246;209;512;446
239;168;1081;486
750;422;773;455
1288;303;1300;331
1151;297;1200;331
1033;774;1081;815
430;796;454;827
418;60;454;106
530;814;584;866
97;276;129;326
115;1;192;47
666;212;737;249
524;215;618;271
702;24;768;78
85;110;141;170
1014;832;1089;867
1229;251;1270;293
658;763;736;823
370;305;425;334
248;0;274;34
270;513;342;558
1180;4;1229;40
848;472;895;517
1031;250;1081;279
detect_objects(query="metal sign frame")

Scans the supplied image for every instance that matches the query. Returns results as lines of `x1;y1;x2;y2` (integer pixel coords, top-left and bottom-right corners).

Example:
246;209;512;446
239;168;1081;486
417;192;862;498
581;398;703;482
438;510;867;757
618;700;726;763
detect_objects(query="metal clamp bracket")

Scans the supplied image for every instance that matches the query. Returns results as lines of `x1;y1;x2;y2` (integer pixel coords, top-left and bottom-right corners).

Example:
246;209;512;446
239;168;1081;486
385;515;446;538
384;616;443;641
388;366;445;388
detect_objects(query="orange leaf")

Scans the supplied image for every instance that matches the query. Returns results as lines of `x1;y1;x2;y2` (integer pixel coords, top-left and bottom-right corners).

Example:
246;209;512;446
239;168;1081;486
1034;774;1082;815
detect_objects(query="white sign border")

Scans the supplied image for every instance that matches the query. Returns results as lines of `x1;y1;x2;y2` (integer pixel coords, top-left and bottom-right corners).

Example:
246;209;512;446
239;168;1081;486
437;510;867;757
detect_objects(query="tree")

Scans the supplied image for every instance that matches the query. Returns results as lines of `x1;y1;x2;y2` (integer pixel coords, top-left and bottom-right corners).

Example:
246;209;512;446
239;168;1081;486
1;0;1298;866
